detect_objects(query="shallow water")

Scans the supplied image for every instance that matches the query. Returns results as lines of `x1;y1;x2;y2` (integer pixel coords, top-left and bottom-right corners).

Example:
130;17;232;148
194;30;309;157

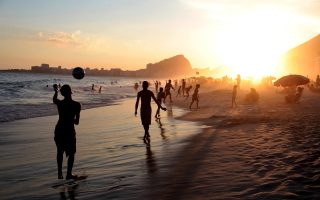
0;99;203;200
0;72;143;122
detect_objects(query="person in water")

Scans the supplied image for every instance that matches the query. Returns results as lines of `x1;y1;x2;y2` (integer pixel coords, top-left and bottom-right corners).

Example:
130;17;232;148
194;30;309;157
135;81;166;139
53;84;81;180
189;84;200;109
155;87;166;118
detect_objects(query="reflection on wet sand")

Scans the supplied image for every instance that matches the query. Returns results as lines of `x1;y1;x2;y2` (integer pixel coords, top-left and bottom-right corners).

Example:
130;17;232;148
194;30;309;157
59;190;76;200
156;118;167;141
166;104;173;118
144;138;158;175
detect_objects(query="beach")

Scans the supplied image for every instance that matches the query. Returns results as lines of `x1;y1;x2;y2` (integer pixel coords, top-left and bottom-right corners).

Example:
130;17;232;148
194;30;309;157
145;86;320;199
1;77;320;199
0;98;203;200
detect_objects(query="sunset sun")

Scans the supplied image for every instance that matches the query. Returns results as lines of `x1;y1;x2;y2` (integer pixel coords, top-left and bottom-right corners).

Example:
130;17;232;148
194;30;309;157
214;8;296;79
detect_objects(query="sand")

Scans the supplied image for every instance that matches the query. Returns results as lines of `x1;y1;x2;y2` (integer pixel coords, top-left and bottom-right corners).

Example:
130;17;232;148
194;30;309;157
0;98;202;200
145;86;320;199
1;86;320;199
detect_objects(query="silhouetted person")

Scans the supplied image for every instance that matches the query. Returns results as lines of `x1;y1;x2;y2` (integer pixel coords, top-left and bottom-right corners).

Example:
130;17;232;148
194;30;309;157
176;86;182;97
174;80;178;89
135;81;166;139
155;81;159;93
53;84;81;180
134;82;139;90
245;88;259;103
316;75;320;88
285;87;304;103
185;85;193;99
232;85;237;108
182;79;186;96
164;80;175;103
189;84;200;109
155;87;165;118
236;74;241;89
91;84;95;91
99;86;102;93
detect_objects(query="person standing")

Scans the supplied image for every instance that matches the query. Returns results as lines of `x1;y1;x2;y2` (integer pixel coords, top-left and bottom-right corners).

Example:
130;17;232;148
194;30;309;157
236;74;241;89
135;81;166;139
232;85;238;108
53;84;81;180
182;79;186;96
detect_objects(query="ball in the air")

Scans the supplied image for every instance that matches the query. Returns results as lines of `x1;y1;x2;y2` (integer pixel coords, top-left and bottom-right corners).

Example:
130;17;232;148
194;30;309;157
72;67;85;80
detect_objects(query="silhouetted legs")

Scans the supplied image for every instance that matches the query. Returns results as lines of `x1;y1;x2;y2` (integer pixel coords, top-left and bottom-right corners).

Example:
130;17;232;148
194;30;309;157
189;99;198;109
164;93;172;103
143;124;150;138
66;154;75;179
57;149;76;179
57;150;64;179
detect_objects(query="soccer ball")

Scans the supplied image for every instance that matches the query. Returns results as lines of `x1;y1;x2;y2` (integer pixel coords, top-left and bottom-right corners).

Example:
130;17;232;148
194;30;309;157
72;67;85;80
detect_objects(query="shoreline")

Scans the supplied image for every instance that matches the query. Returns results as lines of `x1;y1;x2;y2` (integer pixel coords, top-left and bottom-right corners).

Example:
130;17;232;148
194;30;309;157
0;98;203;200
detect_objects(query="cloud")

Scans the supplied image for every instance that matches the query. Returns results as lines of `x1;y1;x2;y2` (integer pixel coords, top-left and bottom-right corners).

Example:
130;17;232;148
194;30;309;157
44;30;85;46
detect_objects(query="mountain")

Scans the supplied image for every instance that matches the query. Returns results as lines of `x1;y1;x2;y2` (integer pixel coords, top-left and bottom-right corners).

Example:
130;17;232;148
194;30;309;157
283;34;320;78
141;55;193;78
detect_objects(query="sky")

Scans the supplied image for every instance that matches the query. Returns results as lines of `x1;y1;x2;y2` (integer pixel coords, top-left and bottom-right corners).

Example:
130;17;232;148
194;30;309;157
0;0;319;76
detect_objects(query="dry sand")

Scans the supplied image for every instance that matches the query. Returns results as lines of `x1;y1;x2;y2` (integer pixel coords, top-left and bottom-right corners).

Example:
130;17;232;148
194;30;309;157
145;86;320;199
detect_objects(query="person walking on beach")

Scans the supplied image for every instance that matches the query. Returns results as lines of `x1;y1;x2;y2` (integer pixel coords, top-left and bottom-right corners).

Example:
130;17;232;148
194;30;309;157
176;86;182;97
185;85;193;99
135;81;166;139
164;79;175;103
53;84;81;180
189;84;200;109
232;85;237;108
182;79;186;96
155;87;165;118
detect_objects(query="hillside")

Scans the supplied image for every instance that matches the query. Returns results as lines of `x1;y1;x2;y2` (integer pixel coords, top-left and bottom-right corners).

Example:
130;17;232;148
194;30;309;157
283;34;320;78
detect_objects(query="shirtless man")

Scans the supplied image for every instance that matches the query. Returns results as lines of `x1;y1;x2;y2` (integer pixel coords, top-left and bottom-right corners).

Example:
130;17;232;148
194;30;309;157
164;80;175;103
135;81;166;139
53;84;81;180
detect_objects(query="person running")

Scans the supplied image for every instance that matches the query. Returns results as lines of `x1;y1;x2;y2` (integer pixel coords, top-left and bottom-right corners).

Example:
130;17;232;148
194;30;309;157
164;80;175;103
135;81;166;139
155;87;165;118
53;84;81;180
189;84;200;109
185;85;193;99
176;86;182;97
232;85;237;108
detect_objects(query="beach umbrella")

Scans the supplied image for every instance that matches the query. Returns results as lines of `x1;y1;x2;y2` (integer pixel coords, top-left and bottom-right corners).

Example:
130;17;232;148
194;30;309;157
274;74;310;87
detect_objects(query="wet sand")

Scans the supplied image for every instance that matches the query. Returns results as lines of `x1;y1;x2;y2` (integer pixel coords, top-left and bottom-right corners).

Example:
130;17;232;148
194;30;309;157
2;88;320;199
146;88;320;199
0;98;203;200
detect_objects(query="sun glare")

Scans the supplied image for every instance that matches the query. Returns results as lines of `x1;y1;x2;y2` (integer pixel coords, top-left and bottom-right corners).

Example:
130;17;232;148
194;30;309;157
214;9;294;80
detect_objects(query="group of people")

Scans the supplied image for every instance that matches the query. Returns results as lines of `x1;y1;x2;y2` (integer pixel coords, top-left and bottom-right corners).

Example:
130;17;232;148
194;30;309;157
52;79;202;180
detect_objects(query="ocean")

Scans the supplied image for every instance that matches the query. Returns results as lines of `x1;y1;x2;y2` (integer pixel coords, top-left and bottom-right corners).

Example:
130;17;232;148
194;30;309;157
0;72;143;122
